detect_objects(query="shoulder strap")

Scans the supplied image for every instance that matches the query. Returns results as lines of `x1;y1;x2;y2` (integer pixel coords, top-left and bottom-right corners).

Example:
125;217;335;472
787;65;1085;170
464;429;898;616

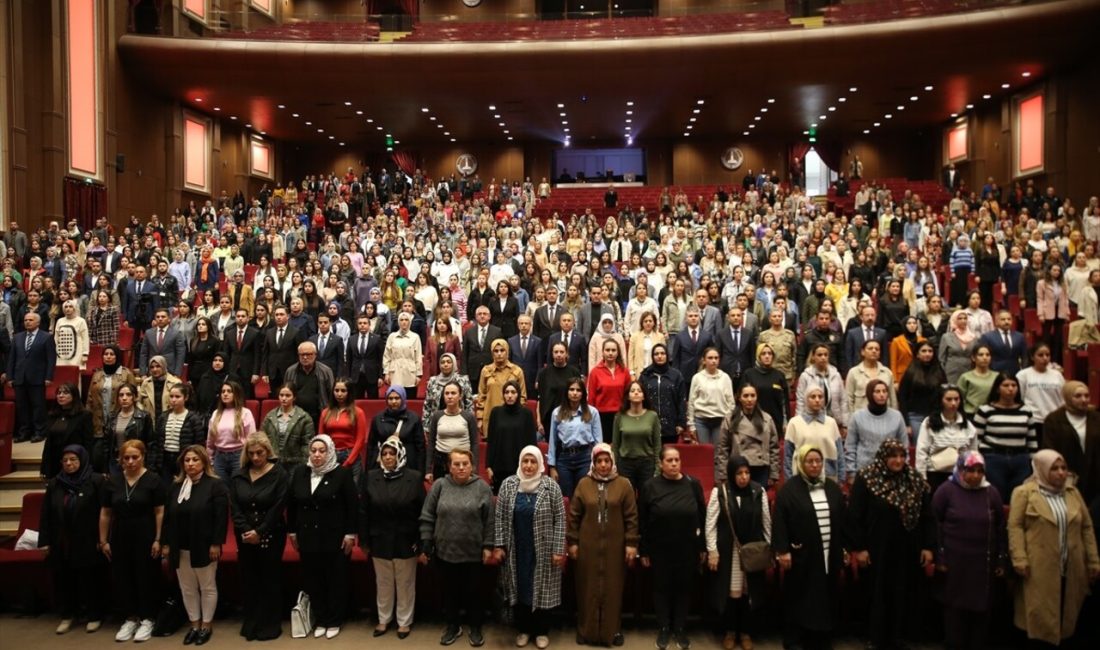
720;484;742;550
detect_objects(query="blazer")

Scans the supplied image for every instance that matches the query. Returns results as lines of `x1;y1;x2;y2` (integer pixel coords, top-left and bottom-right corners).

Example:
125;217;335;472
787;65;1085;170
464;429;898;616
533;302;566;342
423;335;463;378
123;279;157;327
462;323;503;387
6;329;56;385
137;373;183;420
670;327;713;384
1036;280;1071;321
345;330;385;384
978;329;1028;375
488;296;520;339
843;325;889;374
287;464;358;553
103;408;156;471
508;333;544;398
88;306;120;346
221;325;262;380
139;325;187;376
226;283;255;316
263;325;303;383
546;329;588;375
310;332;345;377
575;302;619;340
164;477;230;569
359;466;425;559
1042;407;1100;502
714;324;757;379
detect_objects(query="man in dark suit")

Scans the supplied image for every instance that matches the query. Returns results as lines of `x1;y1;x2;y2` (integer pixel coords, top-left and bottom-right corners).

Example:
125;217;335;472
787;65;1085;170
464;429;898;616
3;312;55;442
670;307;712;386
462;305;502;389
843;305;889;375
546;312;588;376
509;315;543;400
979;310;1028;374
139;308;187;376
263;305;303;388
943;163;961;192
311;312;344;377
223;309;261;398
533;285;565;343
346;314;385;399
123;265;156;331
714;307;757;384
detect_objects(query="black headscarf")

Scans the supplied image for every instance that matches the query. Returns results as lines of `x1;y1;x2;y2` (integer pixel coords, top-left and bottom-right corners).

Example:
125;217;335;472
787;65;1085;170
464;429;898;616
647;343;670;374
724;455;758;539
102;344;122;376
500;379;523;413
56;444;93;493
866;379;889;416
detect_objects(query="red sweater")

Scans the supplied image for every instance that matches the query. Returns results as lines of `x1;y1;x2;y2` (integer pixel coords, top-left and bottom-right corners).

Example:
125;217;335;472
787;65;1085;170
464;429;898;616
587;363;630;414
318;407;367;467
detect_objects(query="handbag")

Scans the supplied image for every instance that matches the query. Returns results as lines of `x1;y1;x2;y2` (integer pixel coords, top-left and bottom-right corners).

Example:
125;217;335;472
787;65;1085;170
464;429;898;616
152;596;187;636
721;485;773;573
930;447;959;472
290;590;314;638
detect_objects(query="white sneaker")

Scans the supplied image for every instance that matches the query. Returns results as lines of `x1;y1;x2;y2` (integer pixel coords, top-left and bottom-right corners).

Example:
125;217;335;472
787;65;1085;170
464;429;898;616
56;619;73;634
326;627;341;639
515;633;530;647
86;620;102;633
115;620;138;642
133;619;154;642
314;627;327;638
535;636;550;649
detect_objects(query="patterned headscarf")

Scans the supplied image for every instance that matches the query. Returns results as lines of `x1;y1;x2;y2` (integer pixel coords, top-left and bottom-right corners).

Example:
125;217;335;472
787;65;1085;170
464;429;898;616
795;444;825;488
379;436;407;477
308;434;339;478
858;440;928;531
951;450;989;490
588;442;619;481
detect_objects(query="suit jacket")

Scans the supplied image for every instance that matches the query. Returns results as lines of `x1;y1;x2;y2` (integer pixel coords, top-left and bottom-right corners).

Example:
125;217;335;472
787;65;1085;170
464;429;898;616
1036;280;1071;321
575;301;619;340
264;325;304;383
222;325;262;379
164;478;229;570
345;330;385;385
546;330;588;375
843;325;890;374
699;305;723;339
670;327;713;384
6;329;56;385
139;325;187;376
714;324;757;379
1042;407;1100;502
533;302;566;342
286;464;358;553
462;323;503;386
227;283;255;316
310;332;344;376
942;167;961;191
488;296;520;339
979;329;1028;375
123;279;157;328
509;333;544;398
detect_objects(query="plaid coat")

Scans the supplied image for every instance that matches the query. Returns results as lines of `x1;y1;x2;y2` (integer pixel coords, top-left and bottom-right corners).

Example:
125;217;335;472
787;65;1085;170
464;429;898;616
494;475;566;610
88;305;120;346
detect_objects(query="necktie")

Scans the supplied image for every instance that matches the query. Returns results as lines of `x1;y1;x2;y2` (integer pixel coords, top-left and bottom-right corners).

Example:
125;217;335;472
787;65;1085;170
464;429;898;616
1003;331;1011;349
480;327;486;348
157;329;165;348
319;335;326;356
237;329;244;349
564;333;570;349
549;305;555;324
277;328;284;347
691;329;698;344
521;336;528;357
733;329;741;374
25;332;34;351
865;328;872;342
359;334;366;355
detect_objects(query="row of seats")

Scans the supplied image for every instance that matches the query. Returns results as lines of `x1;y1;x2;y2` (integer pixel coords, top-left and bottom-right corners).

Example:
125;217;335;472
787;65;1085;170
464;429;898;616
823;0;1000;25
216;20;381;42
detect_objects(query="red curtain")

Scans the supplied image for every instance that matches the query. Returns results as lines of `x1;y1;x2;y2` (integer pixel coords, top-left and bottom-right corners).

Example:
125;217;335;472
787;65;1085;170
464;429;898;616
63;177;107;232
815;140;844;173
399;0;418;21
391;151;417;176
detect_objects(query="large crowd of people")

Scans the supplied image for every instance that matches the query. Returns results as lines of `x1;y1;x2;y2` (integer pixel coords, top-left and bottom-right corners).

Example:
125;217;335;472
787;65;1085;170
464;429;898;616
3;166;1100;648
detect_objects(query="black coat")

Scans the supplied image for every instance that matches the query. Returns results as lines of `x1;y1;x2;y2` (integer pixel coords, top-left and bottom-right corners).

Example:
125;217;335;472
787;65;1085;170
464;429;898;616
40;409;94;478
38;473;107;568
639;365;687;439
150;410;209;472
708;483;768;613
263;325;304;384
462;323;503;389
287;465;358;553
102;409;155;473
229;462;289;545
187;337;223;387
222;326;262;380
772;477;847;631
367;408;426;475
345;331;384;384
488;297;520;339
359;467;425;559
164;476;230;569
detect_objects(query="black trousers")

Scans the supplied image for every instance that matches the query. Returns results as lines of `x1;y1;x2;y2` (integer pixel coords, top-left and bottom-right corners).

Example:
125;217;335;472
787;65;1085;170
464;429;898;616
651;552;695;631
300;549;350;628
54;562;107;620
598;411;616;445
722;595;755;636
112;542;161;620
438;560;484;628
514;604;550;636
238;538;285;640
949;268;971;308
13;383;47;440
1042;318;1066;364
944;607;987;650
617;457;654;492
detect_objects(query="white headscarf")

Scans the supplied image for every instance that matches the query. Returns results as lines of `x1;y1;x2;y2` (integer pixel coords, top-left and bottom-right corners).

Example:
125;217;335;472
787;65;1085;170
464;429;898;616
309;434;339;478
516;445;545;493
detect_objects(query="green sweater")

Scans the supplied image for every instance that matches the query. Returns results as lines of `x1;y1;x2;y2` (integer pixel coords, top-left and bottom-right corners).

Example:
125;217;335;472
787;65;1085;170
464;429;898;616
958;369;997;416
612;410;661;460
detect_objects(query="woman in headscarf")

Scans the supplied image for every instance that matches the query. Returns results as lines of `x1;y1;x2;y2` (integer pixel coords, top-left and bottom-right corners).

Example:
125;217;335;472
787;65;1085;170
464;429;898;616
367;385;425;475
898;341;948;442
360;437;425;640
87;345;136;467
1008;449;1100;646
915;385;978;490
888;315;925;386
587;313;626;373
638;446;707;650
845;379;908;479
717;382;780;488
478;338;527;420
567;443;639;647
418;448;494;647
422;352;474;425
772;445;847;650
706;455;772;650
931;450;1006;650
738;342;791;436
137;355;182;423
38;445;108;634
383;311;423;399
938;309;977;385
486;380;538;493
53;299;89;371
848;440;935;650
493;446;566;650
229;432;289;641
287;434;358;639
162;445;228;645
784;385;844;481
638;343;687;444
194;246;220;298
194;351;238;416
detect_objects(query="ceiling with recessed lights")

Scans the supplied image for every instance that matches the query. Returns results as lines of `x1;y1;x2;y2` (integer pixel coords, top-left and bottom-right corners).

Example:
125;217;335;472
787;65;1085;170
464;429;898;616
118;0;1096;148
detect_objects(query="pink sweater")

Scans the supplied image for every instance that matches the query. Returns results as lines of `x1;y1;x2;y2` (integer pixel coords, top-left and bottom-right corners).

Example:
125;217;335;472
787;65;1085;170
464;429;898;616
207;408;257;454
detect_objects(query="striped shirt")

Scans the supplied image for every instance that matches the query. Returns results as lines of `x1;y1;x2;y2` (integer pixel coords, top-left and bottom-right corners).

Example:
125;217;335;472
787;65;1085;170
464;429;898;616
164;411;186;453
949;246;975;271
809;486;832;573
1039;488;1069;574
973;404;1039;452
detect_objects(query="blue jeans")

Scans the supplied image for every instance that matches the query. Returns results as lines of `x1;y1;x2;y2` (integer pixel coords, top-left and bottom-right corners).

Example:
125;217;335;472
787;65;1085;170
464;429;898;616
694;417;724;445
554;446;593;499
983;451;1032;502
907;412;928;442
212;449;239;481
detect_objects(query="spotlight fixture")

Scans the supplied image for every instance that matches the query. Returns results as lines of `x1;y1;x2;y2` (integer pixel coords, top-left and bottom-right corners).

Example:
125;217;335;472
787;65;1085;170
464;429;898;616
767;98;775;103
344;101;352;106
1021;72;1031;77
421;107;429;113
277;104;285;109
982;94;992;99
849;86;858;92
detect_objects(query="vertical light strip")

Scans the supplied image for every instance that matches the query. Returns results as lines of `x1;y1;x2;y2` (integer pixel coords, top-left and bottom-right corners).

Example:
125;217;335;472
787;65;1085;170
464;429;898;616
1017;94;1044;174
67;0;100;178
184;116;209;192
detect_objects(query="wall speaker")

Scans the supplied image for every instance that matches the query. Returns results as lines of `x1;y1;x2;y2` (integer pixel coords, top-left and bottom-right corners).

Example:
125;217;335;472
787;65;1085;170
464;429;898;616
116;154;125;173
